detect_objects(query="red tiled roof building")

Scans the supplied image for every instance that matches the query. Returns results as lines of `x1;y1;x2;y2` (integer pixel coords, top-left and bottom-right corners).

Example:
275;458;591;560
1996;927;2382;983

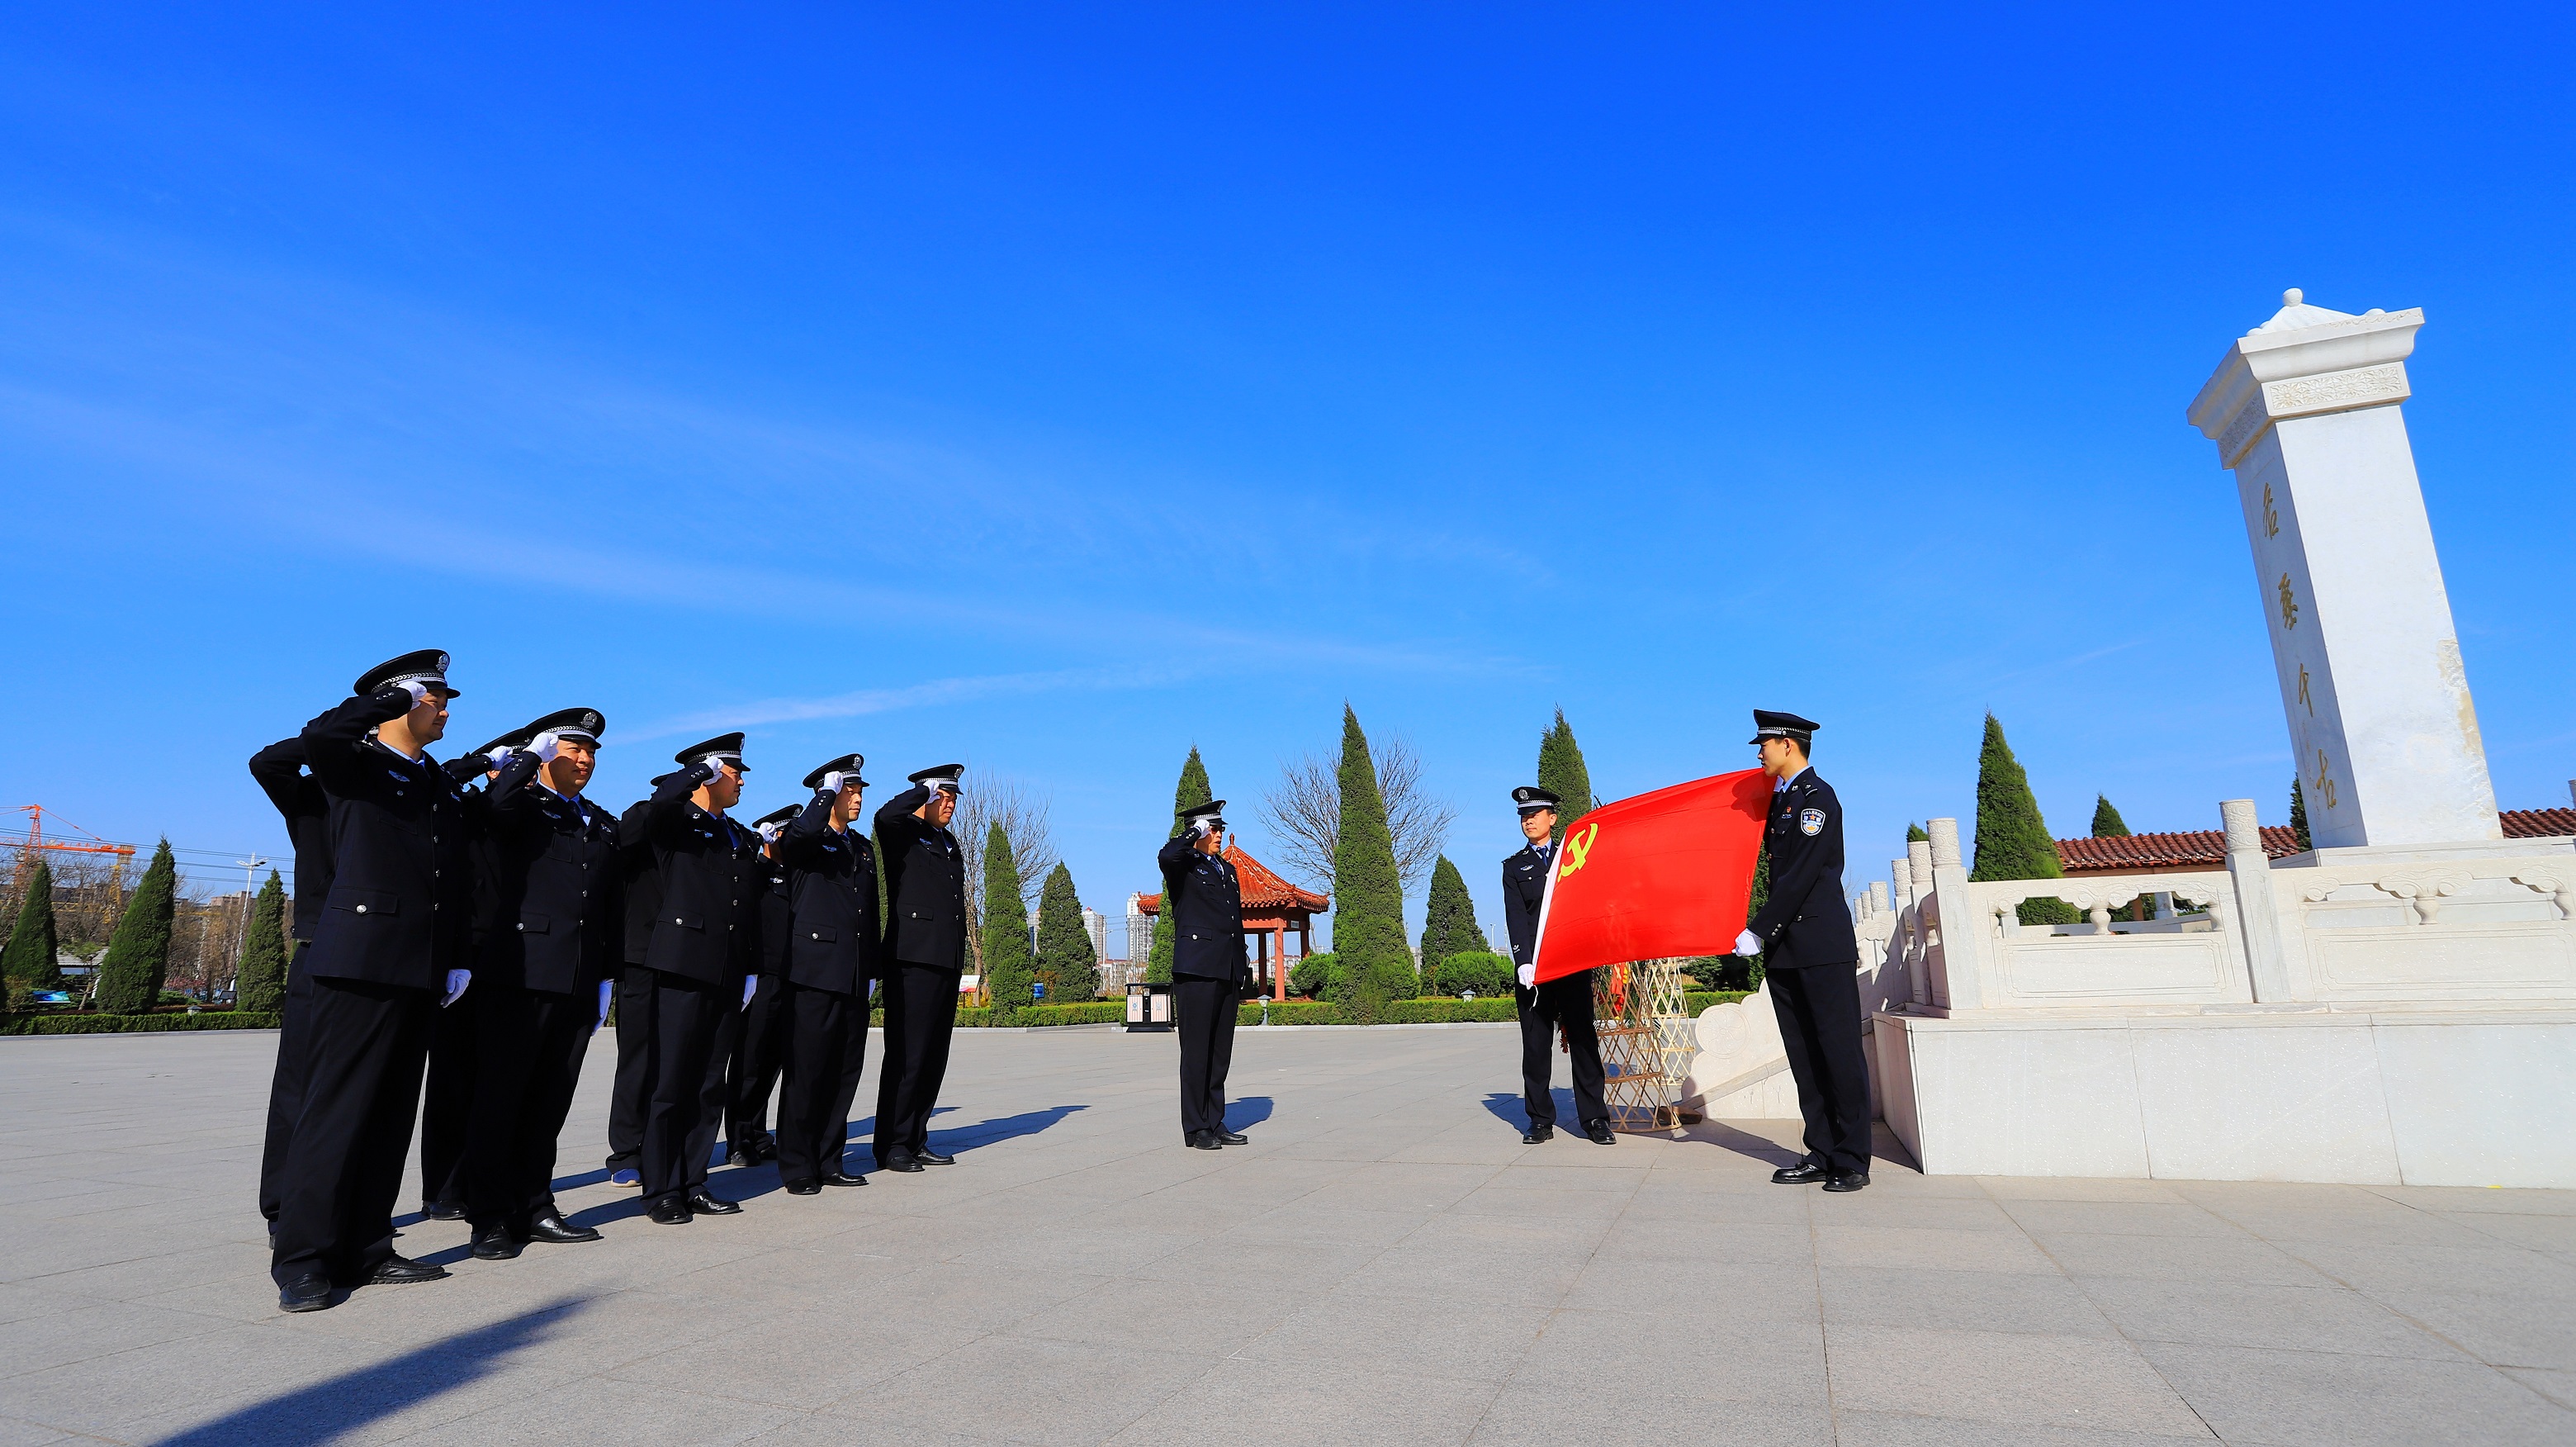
2057;809;2575;877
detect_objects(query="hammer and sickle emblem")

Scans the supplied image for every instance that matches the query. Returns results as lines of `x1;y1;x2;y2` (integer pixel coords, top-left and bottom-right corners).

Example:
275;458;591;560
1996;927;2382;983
1559;823;1599;878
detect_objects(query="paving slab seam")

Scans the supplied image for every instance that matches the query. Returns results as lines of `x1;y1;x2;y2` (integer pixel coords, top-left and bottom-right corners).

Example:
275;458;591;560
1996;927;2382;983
2246;1236;2576;1413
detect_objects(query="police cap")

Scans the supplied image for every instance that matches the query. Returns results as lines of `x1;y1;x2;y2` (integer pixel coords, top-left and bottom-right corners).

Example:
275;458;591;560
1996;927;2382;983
1511;785;1560;815
1177;799;1226;828
353;649;458;698
525;707;606;747
1748;709;1821;746
675;733;747;771
908;764;964;795
803;752;867;790
752;804;799;830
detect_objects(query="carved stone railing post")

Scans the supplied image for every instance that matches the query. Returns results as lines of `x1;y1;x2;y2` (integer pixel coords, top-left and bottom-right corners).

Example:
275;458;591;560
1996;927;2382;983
2223;799;2294;1001
1906;841;1934;1006
1926;818;1986;1010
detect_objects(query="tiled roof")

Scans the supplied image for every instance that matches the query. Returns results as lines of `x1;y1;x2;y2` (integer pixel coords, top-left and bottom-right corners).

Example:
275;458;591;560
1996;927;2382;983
1139;840;1328;916
2057;808;2574;874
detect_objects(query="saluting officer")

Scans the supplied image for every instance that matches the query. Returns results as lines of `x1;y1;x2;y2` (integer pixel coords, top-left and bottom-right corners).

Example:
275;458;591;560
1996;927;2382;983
418;734;508;1221
462;709;618;1259
272;651;476;1312
1733;709;1870;1192
247;735;330;1245
1158;799;1248;1149
872;765;968;1173
724;806;798;1167
1502;787;1612;1146
602;771;676;1188
773;754;878;1193
634;733;765;1224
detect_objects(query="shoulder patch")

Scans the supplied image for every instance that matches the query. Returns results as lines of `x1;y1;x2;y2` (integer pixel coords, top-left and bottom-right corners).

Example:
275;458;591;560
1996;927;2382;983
1799;808;1826;836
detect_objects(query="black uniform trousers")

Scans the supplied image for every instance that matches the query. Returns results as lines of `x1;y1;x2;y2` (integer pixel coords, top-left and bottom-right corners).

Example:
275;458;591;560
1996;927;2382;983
776;984;867;1185
464;984;594;1232
270;977;435;1287
727;977;791;1152
1174;977;1240;1138
874;961;959;1162
1768;949;1873;1174
606;966;653;1171
1516;973;1608;1130
637;971;732;1208
258;963;314;1223
417;985;479;1208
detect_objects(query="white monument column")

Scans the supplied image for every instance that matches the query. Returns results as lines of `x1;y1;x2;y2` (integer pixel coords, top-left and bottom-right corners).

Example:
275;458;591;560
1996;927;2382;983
2186;291;2501;851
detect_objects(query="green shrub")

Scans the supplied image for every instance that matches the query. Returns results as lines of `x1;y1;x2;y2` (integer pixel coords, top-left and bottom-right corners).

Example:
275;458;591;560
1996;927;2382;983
1423;951;1513;999
1238;999;1347;1026
1379;997;1517;1023
1684;989;1751;1014
3;1011;280;1036
1011;1002;1125;1027
1288;951;1338;999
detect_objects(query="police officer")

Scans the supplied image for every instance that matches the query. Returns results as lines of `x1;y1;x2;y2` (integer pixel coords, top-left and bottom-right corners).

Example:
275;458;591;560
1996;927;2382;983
723;805;798;1166
602;771;675;1188
1158;799;1248;1148
271;651;476;1312
246;735;330;1245
417;735;506;1221
634;733;765;1224
872;765;968;1172
773;754;878;1193
1501;787;1612;1146
462;709;619;1259
1733;709;1869;1192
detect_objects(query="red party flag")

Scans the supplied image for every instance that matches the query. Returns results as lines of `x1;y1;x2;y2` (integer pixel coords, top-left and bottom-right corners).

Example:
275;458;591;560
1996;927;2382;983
1531;769;1772;984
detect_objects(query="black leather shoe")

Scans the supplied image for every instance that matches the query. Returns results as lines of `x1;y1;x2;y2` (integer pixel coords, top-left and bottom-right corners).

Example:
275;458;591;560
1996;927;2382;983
820;1169;867;1188
1585;1122;1618;1145
1218;1130;1249;1145
1823;1170;1871;1193
1772;1160;1830;1185
878;1152;923;1173
647;1198;694;1225
685;1190;741;1215
784;1179;822;1195
754;1139;779;1162
470;1225;522;1260
916;1150;956;1166
366;1255;449;1285
525;1212;600;1245
277;1273;334;1312
1186;1131;1222;1150
725;1147;756;1168
1521;1124;1555;1145
420;1200;466;1222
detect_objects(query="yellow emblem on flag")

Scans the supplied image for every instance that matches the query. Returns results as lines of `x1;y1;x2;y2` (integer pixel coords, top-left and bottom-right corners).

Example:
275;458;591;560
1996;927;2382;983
1559;822;1599;878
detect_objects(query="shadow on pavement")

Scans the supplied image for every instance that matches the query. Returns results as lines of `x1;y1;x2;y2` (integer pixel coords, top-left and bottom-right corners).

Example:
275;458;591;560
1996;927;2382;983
927;1103;1087;1154
1481;1089;1584;1132
1225;1096;1275;1131
154;1297;589;1446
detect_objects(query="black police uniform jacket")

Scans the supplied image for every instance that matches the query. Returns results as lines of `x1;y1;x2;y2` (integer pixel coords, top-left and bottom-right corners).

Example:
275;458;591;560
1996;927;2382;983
638;762;763;986
476;752;622;995
775;795;880;996
1746;768;1857;966
248;737;332;945
294;688;475;991
1157;834;1248;986
758;848;793;979
1502;838;1561;975
874;784;967;970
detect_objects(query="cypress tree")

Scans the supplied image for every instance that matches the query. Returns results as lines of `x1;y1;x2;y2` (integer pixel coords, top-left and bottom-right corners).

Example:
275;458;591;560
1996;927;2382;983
1146;747;1211;984
979;822;1035;1009
1535;708;1597;843
235;870;288;1015
1906;822;1929;843
1969;715;2077;926
1328;706;1413;1022
1033;862;1097;1003
2;858;61;994
94;839;178;1014
1416;855;1488;993
2091;795;2132;837
2289;777;2312;851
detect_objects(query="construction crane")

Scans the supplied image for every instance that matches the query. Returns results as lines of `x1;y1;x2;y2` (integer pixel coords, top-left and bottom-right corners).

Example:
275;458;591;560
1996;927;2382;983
10;804;139;902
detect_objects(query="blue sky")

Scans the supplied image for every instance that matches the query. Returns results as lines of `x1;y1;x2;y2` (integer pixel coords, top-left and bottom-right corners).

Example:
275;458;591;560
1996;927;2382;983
3;5;2569;939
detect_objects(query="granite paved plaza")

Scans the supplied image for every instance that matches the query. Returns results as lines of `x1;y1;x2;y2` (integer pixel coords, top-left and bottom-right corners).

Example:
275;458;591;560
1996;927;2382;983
2;1025;2572;1445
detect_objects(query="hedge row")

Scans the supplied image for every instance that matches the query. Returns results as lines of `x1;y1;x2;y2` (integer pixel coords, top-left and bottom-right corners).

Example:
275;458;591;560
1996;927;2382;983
2;1011;282;1036
1686;990;1753;1013
862;1002;1129;1029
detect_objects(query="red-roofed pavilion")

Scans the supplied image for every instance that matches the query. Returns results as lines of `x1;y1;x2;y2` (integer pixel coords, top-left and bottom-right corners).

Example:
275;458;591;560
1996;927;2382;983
1139;837;1329;1002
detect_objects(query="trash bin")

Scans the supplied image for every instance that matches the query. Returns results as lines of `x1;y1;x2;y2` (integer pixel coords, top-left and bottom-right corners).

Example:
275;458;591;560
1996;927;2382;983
1125;981;1173;1032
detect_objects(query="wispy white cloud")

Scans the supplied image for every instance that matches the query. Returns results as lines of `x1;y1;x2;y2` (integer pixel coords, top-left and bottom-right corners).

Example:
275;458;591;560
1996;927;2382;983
626;663;1188;741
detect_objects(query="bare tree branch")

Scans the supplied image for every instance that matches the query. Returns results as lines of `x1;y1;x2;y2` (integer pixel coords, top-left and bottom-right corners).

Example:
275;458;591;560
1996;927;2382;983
1256;733;1454;898
951;774;1058;925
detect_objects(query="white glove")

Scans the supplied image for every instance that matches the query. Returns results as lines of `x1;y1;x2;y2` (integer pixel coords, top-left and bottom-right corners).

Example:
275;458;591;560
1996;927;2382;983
442;969;472;1007
1190;817;1218;839
741;976;759;1010
699;756;733;780
755;821;785;844
821;771;854;794
1518;961;1536;989
485;746;517;769
595;980;613;1031
398;679;433;705
529;729;563;761
1735;929;1764;957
